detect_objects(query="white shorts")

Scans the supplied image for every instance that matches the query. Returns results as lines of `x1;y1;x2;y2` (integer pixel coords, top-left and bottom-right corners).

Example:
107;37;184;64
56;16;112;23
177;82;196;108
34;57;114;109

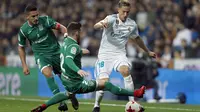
94;55;131;79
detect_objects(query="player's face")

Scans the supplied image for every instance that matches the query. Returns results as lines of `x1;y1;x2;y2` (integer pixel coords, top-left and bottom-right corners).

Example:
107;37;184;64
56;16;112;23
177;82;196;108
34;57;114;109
27;11;39;25
76;30;81;44
118;6;130;22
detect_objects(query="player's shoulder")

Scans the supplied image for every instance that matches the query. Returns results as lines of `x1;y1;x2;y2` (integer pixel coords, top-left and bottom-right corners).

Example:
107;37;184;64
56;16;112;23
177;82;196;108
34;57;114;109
126;17;137;25
106;14;117;23
107;14;117;19
20;22;29;32
106;14;118;20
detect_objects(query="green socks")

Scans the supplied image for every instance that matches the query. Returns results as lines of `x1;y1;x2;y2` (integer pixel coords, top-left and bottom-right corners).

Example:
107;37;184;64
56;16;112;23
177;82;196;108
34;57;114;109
46;76;67;105
45;92;69;107
46;77;60;94
103;81;133;96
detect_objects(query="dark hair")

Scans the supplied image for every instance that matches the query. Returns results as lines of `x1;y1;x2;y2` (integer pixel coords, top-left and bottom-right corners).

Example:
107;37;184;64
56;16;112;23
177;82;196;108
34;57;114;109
118;1;130;8
67;22;82;35
25;5;37;13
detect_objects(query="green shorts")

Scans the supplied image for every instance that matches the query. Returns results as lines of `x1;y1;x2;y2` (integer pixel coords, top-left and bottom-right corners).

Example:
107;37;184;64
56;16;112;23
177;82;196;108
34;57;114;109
35;54;61;74
61;74;97;94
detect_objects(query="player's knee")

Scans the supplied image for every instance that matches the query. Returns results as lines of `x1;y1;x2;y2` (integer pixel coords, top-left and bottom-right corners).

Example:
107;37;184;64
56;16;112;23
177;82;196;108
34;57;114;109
42;67;53;77
44;73;53;78
120;68;130;77
97;79;108;89
98;90;104;95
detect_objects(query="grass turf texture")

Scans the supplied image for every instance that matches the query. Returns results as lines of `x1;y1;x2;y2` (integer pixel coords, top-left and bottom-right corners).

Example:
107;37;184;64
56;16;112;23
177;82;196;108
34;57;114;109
0;96;200;112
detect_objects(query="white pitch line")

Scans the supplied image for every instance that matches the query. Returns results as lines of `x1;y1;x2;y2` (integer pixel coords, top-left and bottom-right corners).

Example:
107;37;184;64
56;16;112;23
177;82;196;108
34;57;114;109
0;97;200;112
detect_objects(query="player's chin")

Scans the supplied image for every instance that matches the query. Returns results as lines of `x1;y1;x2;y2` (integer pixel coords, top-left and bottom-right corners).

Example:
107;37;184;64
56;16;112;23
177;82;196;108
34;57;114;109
123;17;127;21
34;21;39;24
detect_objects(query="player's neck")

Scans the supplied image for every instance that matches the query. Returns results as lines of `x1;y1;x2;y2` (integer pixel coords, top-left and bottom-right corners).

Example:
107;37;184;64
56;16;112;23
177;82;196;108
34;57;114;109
27;21;33;27
68;36;77;43
117;14;126;23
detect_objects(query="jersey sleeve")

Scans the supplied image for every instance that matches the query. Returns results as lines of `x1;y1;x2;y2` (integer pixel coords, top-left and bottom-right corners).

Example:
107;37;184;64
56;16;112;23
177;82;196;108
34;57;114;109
18;29;26;47
65;44;80;59
64;44;81;72
129;23;139;39
100;15;114;28
46;16;57;29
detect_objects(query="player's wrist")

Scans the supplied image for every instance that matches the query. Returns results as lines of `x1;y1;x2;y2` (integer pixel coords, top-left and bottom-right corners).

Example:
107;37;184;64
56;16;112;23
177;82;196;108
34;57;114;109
76;69;81;73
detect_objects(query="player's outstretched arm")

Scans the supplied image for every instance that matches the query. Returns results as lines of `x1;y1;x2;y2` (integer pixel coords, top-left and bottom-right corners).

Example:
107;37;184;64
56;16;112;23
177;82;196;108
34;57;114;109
53;22;68;37
133;36;157;58
18;46;30;75
94;18;108;29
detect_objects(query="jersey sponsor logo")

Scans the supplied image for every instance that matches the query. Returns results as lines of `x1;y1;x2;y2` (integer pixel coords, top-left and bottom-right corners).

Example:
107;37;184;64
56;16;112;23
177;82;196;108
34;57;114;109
33;35;48;44
71;47;77;54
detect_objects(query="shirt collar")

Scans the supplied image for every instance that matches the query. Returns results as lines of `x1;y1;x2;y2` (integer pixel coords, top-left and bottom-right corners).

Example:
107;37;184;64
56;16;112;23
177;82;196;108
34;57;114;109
27;21;33;27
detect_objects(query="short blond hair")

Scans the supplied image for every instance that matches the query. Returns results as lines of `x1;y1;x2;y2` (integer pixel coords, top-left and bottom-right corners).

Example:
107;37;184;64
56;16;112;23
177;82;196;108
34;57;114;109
118;0;130;8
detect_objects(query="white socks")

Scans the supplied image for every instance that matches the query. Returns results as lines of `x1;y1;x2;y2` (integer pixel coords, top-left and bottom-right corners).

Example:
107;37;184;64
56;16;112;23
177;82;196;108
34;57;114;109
124;75;134;101
94;90;104;107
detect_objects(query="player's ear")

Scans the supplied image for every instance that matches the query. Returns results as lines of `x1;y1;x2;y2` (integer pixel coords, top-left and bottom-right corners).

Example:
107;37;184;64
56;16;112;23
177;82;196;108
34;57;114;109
74;30;78;36
25;13;29;20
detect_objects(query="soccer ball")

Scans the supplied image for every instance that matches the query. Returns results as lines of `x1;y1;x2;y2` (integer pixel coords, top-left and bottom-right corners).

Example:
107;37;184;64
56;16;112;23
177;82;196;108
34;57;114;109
125;101;144;112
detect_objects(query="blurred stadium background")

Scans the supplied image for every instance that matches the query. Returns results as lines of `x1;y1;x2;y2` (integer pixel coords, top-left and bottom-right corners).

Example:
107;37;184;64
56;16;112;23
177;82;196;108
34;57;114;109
0;0;200;111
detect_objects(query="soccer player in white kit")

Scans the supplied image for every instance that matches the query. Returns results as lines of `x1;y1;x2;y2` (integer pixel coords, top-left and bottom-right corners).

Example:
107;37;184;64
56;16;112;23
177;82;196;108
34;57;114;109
92;1;157;112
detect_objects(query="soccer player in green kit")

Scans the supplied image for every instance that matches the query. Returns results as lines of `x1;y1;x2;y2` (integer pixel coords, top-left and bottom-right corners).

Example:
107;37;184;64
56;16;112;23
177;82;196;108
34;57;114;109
18;5;78;111
31;22;146;112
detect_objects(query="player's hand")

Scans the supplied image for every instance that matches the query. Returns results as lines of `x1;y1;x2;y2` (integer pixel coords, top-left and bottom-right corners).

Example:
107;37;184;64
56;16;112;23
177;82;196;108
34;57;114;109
77;70;88;77
23;65;30;75
82;48;90;55
148;51;157;58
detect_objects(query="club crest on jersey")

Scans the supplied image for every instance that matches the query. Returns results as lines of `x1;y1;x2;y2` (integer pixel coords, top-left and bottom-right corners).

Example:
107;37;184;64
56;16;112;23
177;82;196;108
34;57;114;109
71;47;77;54
116;19;119;25
38;24;44;31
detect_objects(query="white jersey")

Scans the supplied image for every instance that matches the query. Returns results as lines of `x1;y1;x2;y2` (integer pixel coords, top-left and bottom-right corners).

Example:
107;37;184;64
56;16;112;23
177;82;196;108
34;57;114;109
98;14;139;59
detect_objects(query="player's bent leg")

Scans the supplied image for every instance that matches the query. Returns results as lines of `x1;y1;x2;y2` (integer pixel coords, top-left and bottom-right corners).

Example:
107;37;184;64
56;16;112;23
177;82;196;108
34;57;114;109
31;92;69;112
42;67;60;94
42;67;68;111
93;78;108;112
119;65;134;100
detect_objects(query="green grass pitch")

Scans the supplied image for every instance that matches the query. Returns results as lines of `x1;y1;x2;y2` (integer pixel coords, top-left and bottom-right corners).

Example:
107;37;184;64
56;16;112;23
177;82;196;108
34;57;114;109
0;96;200;112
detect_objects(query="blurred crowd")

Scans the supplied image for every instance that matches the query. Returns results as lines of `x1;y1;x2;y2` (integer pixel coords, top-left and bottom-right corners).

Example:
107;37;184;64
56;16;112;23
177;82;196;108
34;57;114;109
0;0;200;67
